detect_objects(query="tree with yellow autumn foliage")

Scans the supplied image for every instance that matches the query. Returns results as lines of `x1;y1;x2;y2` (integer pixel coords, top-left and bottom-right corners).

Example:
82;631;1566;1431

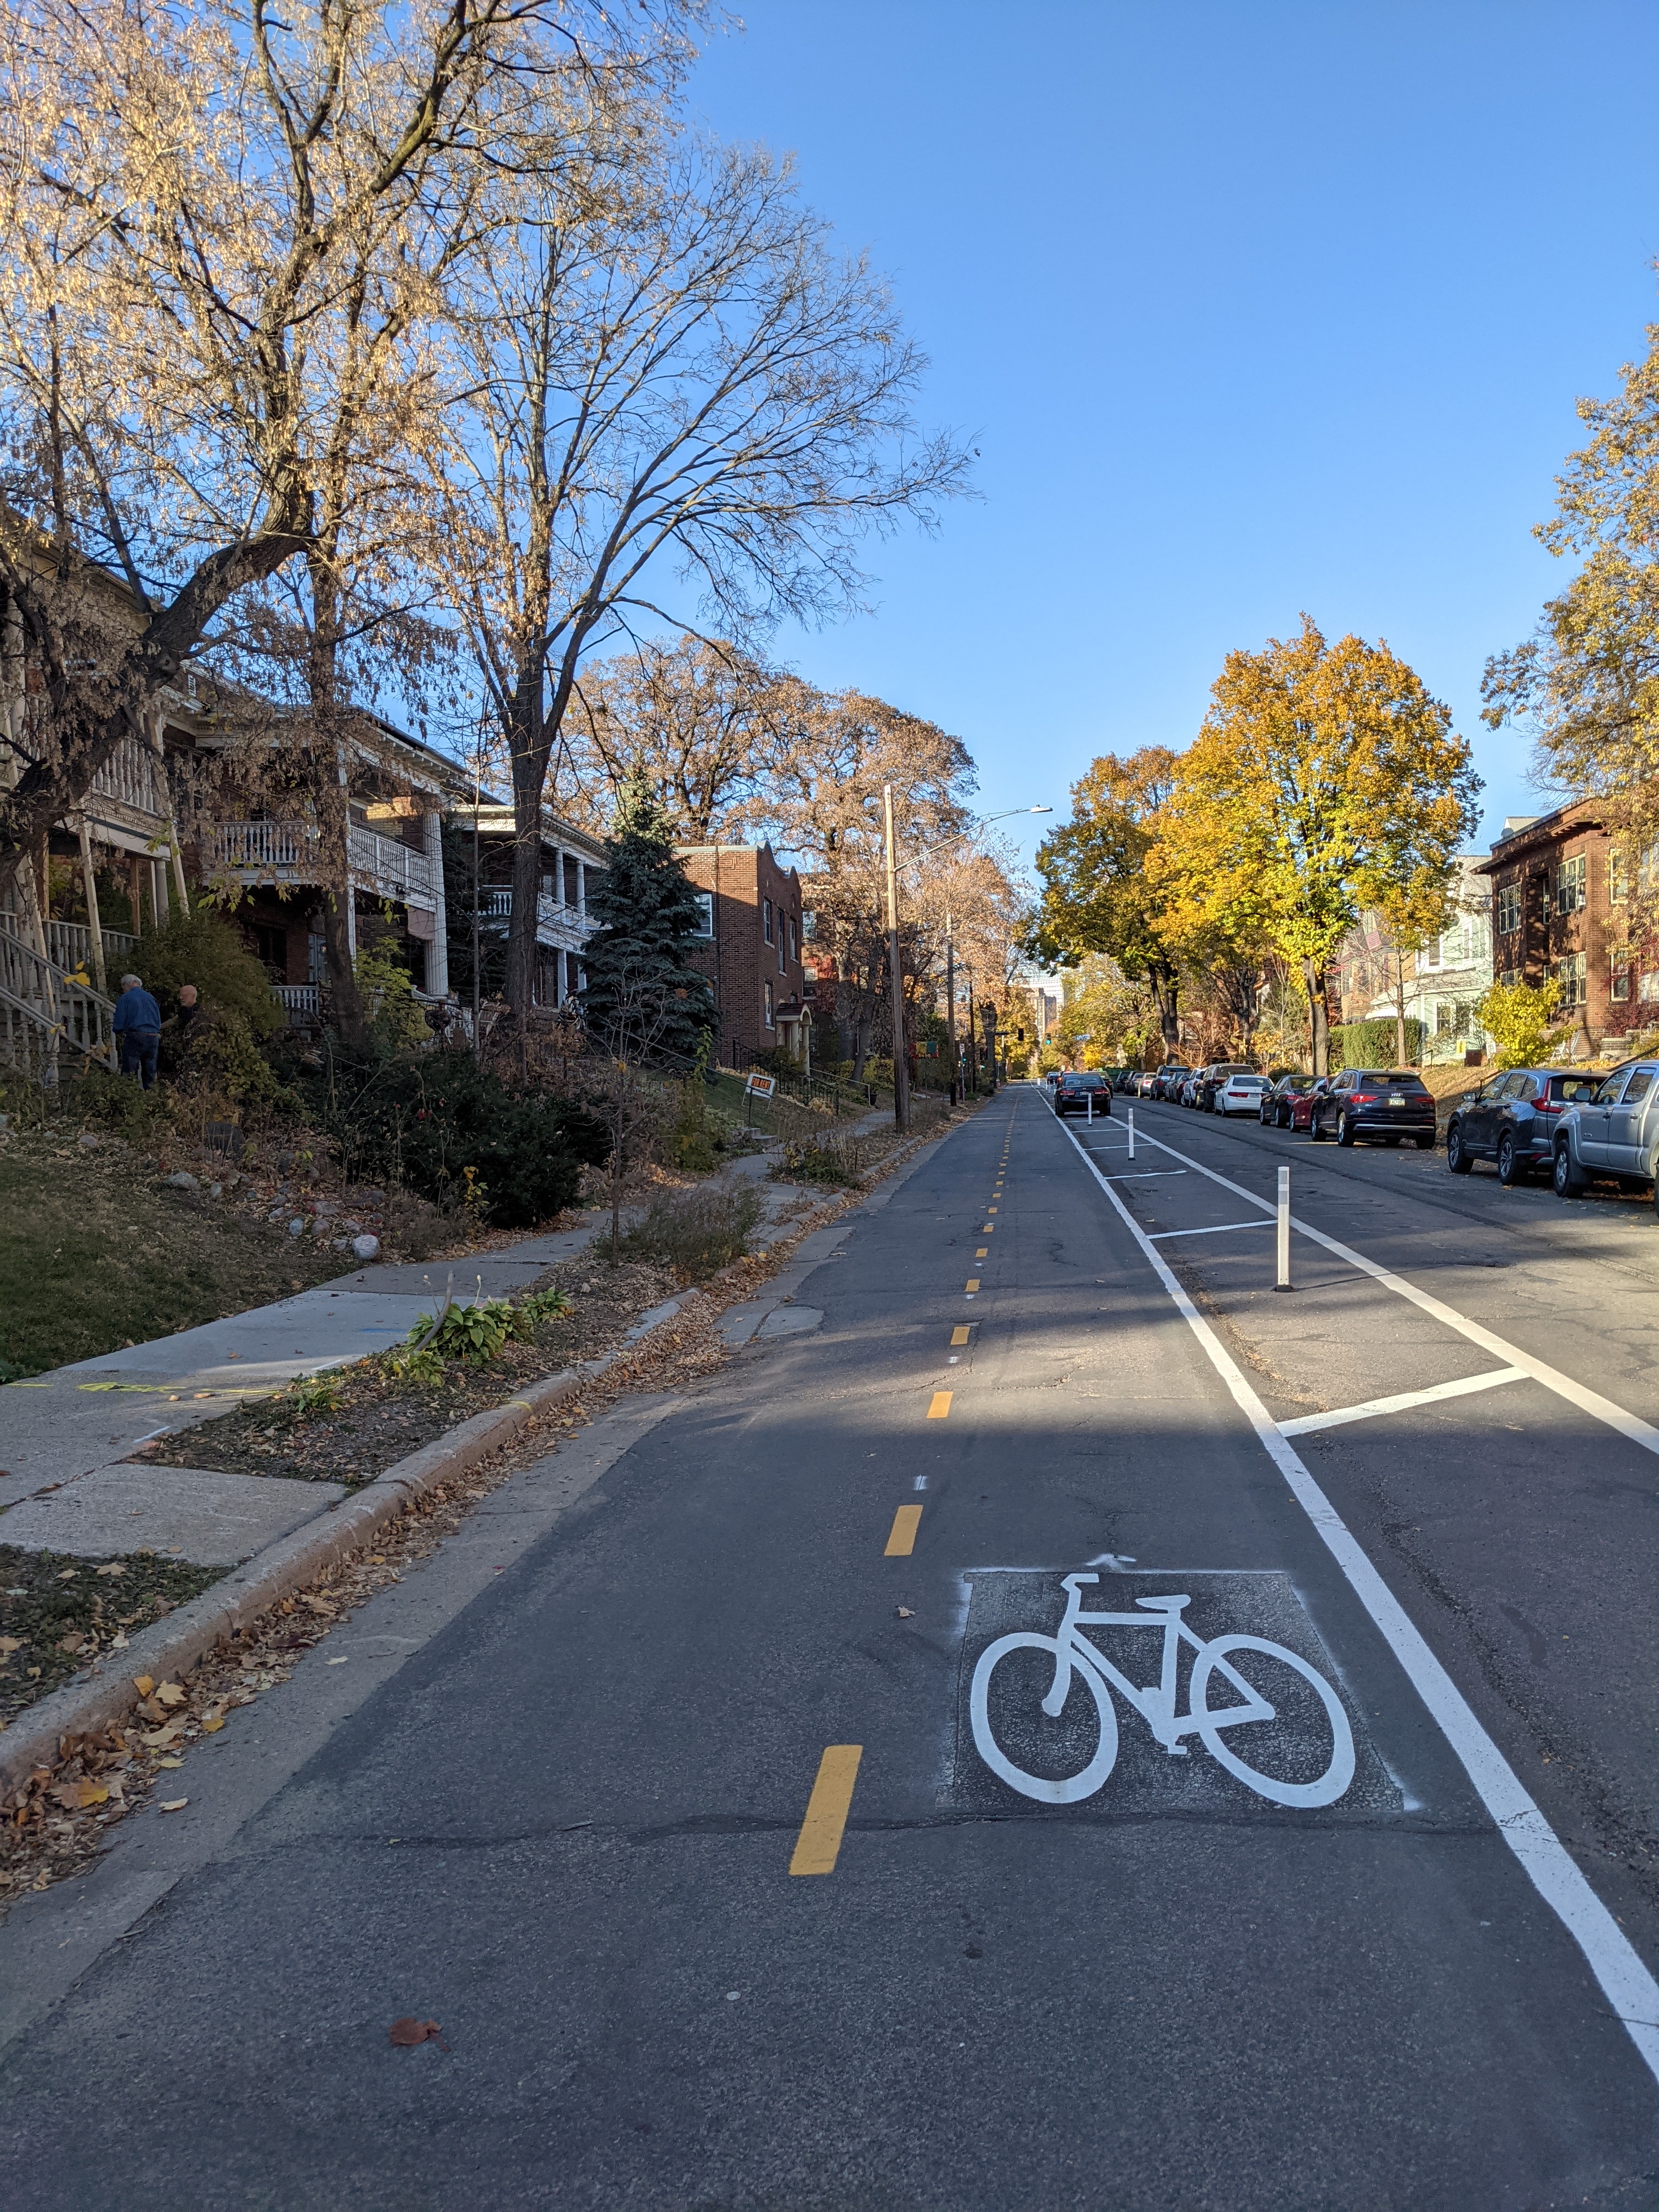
1155;618;1480;1074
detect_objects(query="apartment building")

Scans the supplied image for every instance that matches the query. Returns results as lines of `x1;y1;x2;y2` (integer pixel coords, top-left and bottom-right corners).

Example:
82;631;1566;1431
676;843;808;1068
1479;803;1640;1045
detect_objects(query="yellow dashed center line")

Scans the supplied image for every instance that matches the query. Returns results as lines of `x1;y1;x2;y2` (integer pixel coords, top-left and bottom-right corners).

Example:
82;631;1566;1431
927;1390;953;1419
951;1325;970;1346
789;1746;863;1876
885;1503;923;1555
975;1247;988;1257
965;1278;980;1292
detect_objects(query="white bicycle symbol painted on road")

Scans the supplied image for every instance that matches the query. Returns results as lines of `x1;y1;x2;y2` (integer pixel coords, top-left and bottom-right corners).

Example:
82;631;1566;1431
970;1573;1356;1809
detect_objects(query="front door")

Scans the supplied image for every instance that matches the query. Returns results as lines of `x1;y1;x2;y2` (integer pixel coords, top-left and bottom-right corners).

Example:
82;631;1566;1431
1573;1074;1623;1168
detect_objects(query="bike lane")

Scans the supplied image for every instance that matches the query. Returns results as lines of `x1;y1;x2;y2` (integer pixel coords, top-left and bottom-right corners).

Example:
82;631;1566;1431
2;1089;1656;2209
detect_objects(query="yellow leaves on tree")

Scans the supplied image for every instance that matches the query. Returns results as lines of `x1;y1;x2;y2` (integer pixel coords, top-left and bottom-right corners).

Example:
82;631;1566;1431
1153;617;1480;1074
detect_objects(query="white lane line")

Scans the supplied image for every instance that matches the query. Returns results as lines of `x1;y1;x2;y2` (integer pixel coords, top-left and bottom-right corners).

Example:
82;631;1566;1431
1148;1220;1273;1242
1279;1368;1528;1437
1051;1107;1659;2089
1128;1124;1659;1465
1103;1170;1187;1182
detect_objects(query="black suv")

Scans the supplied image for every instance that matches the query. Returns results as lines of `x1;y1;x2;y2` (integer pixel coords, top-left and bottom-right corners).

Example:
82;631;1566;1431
1309;1069;1435;1148
1446;1067;1602;1184
1053;1071;1111;1119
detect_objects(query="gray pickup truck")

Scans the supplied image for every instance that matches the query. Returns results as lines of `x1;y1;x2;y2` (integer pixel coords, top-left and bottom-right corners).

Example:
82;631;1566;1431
1550;1060;1659;1202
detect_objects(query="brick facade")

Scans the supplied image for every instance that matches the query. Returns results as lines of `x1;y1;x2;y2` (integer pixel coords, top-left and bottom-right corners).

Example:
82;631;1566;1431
1478;802;1646;1045
676;844;806;1067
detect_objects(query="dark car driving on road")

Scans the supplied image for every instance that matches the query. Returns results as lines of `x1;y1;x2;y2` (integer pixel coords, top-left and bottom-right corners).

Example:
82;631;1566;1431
1310;1068;1435;1148
1445;1068;1603;1185
1053;1071;1111;1118
1260;1074;1317;1127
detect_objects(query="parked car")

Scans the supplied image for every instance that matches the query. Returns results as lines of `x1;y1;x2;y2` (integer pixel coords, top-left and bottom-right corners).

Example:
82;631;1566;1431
1216;1072;1269;1116
1039;1070;1061;1098
1309;1068;1436;1148
1053;1071;1112;1119
1287;1077;1332;1132
1178;1068;1206;1108
1445;1068;1604;1184
1260;1074;1317;1127
1152;1064;1188;1101
1547;1060;1659;1200
1198;1063;1256;1112
1134;1070;1159;1098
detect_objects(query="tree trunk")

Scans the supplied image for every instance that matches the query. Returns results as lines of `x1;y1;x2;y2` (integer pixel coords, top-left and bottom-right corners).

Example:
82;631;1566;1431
1149;961;1181;1053
1304;957;1331;1076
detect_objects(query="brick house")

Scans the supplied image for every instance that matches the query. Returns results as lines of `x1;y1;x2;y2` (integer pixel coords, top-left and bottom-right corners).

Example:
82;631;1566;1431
675;843;808;1067
1477;802;1644;1047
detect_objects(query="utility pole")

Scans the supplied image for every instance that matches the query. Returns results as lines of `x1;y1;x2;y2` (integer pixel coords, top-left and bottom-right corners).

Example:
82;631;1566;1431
945;907;958;1107
883;781;910;1132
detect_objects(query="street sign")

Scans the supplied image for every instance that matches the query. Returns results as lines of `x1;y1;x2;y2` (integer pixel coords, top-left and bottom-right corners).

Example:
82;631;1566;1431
744;1072;777;1098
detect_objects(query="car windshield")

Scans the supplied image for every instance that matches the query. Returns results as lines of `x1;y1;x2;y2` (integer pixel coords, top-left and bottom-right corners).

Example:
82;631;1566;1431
1550;1075;1600;1102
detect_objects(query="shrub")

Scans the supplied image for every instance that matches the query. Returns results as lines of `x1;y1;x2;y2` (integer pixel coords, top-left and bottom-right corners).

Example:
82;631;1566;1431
1331;1018;1425;1070
1475;979;1564;1069
303;1043;610;1228
134;907;283;1038
777;1137;864;1187
618;1182;761;1278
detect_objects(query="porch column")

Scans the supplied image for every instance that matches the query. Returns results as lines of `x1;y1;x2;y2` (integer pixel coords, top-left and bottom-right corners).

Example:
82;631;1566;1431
422;808;449;998
77;817;107;993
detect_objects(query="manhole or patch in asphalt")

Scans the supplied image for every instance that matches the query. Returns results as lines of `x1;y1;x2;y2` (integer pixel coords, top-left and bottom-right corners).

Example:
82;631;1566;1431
949;1566;1401;1819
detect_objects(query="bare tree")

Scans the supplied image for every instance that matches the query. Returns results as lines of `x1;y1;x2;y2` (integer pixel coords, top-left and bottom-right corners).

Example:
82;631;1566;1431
437;136;972;1017
0;0;698;898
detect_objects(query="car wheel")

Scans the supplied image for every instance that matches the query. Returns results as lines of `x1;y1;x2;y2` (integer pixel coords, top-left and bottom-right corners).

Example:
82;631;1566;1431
1277;1104;1291;1128
1553;1144;1584;1199
1309;1110;1326;1142
1414;1134;1434;1150
1336;1112;1356;1148
1497;1132;1523;1186
1385;1134;1402;1147
1447;1125;1472;1175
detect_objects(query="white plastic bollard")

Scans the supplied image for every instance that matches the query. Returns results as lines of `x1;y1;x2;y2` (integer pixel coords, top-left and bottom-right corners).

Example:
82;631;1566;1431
1128;1107;1136;1161
1275;1164;1292;1290
1087;1086;1093;1124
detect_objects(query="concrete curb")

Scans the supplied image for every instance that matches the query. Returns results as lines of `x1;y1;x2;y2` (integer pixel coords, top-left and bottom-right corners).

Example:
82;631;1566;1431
0;1109;969;1796
0;1363;591;1796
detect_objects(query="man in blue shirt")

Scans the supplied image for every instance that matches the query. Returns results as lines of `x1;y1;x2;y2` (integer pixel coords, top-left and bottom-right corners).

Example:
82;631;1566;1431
113;973;162;1088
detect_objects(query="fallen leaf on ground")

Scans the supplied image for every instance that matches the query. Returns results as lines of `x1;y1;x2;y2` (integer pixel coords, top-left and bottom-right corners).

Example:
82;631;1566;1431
157;1798;188;1813
141;1724;184;1747
57;1632;87;1654
388;2018;450;2051
55;1568;77;1582
0;1636;24;1656
93;1563;126;1579
131;1675;155;1696
896;1607;915;1619
50;1779;110;1810
301;1596;336;1617
201;1716;225;1733
155;1757;183;1769
154;1681;186;1706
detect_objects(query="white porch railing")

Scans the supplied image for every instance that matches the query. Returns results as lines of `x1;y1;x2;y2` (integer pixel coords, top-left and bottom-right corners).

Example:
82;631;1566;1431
348;823;437;902
272;983;321;1023
207;820;320;873
0;918;116;1075
47;922;138;977
89;735;168;819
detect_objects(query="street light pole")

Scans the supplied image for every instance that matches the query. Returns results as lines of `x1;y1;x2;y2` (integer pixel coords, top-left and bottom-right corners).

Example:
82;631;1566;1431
883;781;910;1132
945;906;958;1107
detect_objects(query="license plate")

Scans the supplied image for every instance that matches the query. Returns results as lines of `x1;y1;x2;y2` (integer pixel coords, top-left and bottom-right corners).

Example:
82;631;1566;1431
1389;1094;1403;1105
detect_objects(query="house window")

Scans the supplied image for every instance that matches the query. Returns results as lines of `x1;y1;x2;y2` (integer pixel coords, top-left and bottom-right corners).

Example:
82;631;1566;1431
763;898;774;946
1612;950;1632;1003
1419;935;1442;973
802;909;818;941
1556;952;1586;1007
690;889;714;939
1556;854;1586;913
1640;972;1659;1005
1496;882;1521;935
764;979;775;1029
788;914;797;962
1612;850;1630;905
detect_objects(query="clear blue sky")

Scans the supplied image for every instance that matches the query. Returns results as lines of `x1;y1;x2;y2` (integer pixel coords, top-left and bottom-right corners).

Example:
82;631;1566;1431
686;0;1659;874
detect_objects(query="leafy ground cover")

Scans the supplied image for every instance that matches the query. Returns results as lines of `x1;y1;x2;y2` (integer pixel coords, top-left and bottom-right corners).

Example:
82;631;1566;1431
0;1128;356;1380
0;1544;223;1722
138;1258;677;1485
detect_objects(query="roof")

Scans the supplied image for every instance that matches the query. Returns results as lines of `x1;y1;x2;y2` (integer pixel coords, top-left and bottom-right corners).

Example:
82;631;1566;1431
1477;799;1603;873
446;804;607;862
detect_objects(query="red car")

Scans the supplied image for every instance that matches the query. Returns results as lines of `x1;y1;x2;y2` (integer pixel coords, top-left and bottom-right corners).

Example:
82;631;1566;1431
1288;1078;1332;1132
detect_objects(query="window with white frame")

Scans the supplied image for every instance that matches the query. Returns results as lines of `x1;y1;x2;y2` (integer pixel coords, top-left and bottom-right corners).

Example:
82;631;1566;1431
1612;949;1632;1002
1496;882;1521;935
764;978;775;1028
1418;935;1442;972
788;914;797;962
690;889;714;938
1640;972;1659;1005
763;898;774;945
1556;951;1586;1007
1611;849;1630;905
1556;854;1587;913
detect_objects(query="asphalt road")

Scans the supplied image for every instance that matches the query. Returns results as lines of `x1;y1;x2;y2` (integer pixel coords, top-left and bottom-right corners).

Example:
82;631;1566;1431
3;1087;1658;2210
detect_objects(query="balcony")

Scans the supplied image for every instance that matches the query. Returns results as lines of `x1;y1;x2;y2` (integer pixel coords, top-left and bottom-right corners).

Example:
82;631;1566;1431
88;736;168;823
272;983;321;1024
347;823;438;906
470;888;586;943
206;820;320;880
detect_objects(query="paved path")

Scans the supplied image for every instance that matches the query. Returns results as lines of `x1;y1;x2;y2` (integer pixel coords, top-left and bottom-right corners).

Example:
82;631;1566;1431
9;1087;1652;2204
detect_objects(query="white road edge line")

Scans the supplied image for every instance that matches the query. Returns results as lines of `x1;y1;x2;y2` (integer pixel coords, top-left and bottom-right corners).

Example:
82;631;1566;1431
1279;1368;1527;1436
1149;1220;1273;1242
1120;1123;1659;1464
1053;1105;1659;2086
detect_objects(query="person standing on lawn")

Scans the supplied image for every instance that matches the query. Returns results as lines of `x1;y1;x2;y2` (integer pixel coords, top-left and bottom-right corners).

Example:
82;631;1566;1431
113;973;162;1088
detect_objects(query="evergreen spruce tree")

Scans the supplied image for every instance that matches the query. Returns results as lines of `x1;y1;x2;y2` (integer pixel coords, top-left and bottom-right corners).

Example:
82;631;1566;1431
578;777;716;1062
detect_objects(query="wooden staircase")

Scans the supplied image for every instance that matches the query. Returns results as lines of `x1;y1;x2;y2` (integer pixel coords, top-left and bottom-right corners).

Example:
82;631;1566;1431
0;917;117;1082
